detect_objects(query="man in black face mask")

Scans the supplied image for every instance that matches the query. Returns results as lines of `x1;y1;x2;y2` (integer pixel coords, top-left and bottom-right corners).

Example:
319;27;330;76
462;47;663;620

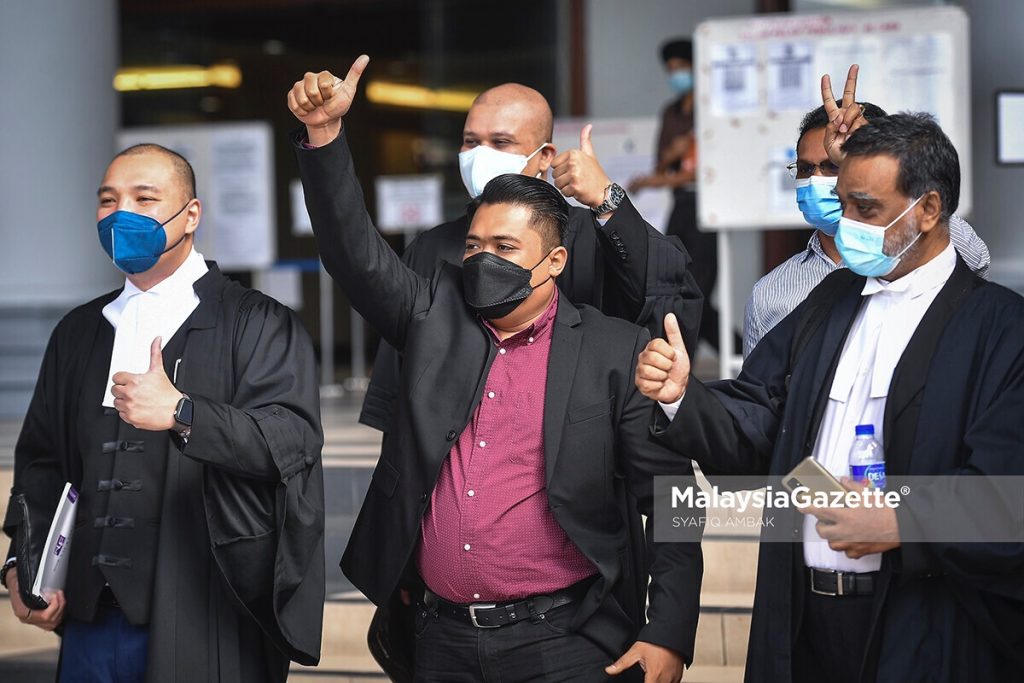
290;55;702;683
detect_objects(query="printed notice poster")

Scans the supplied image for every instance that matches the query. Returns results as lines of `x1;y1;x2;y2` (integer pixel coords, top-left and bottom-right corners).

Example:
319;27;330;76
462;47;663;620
767;42;817;112
208;127;275;269
375;175;443;234
710;43;760;116
882;33;954;128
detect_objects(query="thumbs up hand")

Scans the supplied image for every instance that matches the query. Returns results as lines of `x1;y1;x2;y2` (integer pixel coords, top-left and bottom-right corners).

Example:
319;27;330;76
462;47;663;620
551;123;616;213
635;313;691;404
288;55;371;147
111;337;184;431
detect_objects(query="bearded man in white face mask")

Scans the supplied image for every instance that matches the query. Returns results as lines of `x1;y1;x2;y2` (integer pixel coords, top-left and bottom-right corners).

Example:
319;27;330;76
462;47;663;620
358;81;704;435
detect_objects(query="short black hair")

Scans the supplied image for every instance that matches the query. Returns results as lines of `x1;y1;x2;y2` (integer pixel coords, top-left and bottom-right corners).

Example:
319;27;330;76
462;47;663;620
797;102;887;148
841;113;960;221
114;143;197;200
471;174;568;251
660;38;692;65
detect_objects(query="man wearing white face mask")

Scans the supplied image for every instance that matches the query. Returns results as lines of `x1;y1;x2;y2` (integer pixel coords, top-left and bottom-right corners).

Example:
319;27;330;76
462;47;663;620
636;111;1024;681
742;65;989;357
358;80;703;434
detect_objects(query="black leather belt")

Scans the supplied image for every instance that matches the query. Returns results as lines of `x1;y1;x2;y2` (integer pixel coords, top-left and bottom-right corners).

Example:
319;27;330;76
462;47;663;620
809;568;877;597
424;580;590;629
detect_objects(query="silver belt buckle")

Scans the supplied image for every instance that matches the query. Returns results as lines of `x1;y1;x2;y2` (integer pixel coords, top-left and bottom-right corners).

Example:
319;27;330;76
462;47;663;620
809;568;843;596
469;603;499;628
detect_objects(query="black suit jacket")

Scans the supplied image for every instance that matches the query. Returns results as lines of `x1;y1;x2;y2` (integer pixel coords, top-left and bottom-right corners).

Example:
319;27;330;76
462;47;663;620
359;190;703;433
655;257;1024;682
295;131;702;663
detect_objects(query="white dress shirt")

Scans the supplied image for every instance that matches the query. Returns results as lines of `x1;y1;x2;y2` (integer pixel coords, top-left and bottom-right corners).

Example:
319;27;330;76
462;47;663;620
803;241;956;572
101;249;208;407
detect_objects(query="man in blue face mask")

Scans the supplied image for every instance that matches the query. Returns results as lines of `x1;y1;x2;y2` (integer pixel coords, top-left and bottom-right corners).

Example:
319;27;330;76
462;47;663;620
638;111;1024;683
742;66;989;357
3;145;326;682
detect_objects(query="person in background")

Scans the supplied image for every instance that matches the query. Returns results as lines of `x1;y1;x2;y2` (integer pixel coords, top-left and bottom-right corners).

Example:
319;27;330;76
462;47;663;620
743;65;989;357
630;38;738;357
360;80;703;435
3;144;325;683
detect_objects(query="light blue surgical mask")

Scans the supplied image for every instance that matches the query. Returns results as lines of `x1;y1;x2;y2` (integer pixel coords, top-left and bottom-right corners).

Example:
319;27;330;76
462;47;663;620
835;195;924;278
668;69;693;95
795;175;841;235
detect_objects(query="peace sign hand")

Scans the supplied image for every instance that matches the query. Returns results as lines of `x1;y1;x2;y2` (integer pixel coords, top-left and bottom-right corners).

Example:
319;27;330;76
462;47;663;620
821;64;867;165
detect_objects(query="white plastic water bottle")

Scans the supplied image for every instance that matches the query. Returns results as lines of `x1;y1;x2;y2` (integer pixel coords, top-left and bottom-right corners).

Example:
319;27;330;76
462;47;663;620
849;424;886;490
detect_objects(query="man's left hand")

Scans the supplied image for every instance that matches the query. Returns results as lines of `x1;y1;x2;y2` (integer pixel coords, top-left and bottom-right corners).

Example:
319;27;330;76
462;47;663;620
606;641;685;682
551;124;614;212
111;337;183;431
800;478;901;559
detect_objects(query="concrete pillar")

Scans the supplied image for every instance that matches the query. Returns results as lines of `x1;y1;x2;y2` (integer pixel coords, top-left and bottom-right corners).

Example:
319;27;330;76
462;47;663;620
0;0;121;306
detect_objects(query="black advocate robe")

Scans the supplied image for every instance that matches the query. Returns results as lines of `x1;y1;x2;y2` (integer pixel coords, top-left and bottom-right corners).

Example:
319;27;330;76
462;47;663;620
655;257;1024;682
295;131;703;671
3;264;325;683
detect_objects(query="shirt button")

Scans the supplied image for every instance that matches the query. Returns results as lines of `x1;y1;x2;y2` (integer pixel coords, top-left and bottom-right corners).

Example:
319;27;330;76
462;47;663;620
446;430;457;441
498;348;507;355
487;391;495;399
473;593;481;600
479;441;486;448
528;336;534;343
464;544;471;551
468;490;475;497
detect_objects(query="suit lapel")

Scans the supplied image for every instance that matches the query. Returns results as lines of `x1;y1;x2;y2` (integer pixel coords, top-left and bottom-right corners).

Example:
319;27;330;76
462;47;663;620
544;299;582;485
883;257;979;473
799;280;864;466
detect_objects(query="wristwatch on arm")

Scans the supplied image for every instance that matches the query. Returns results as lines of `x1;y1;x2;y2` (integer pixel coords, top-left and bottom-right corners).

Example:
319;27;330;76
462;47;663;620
173;393;193;445
592;182;625;216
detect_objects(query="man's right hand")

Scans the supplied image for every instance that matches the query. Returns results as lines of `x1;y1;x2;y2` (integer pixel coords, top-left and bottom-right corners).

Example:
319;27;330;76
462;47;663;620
6;571;66;632
635;313;690;404
287;55;370;147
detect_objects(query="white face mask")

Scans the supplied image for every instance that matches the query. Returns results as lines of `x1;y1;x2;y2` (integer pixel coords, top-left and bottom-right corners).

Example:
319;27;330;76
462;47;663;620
458;143;548;198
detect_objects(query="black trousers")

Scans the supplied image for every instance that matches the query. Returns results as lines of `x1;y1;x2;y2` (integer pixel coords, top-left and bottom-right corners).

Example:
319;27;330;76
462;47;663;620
792;588;875;683
413;599;618;683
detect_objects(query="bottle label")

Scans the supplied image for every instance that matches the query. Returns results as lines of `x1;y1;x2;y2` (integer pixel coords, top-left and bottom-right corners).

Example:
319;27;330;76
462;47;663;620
850;462;886;490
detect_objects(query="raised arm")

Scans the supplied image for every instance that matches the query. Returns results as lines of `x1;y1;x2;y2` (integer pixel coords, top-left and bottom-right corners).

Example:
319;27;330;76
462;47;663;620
288;57;430;351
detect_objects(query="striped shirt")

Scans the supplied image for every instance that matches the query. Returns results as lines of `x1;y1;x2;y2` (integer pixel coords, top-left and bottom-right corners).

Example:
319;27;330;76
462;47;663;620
743;214;990;357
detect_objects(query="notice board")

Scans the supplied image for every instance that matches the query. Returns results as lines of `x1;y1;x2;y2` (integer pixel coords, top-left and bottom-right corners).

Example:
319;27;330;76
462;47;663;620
694;6;971;230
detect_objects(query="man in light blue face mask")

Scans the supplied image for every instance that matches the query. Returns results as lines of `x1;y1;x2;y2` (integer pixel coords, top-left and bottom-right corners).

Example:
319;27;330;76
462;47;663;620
743;66;989;357
638;110;1024;683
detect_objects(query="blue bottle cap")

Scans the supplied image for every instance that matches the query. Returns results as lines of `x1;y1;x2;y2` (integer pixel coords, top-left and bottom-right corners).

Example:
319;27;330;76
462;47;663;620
855;424;875;436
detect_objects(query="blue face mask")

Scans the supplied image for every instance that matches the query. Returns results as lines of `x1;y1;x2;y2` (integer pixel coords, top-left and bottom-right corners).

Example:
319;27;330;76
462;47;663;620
795;175;841;235
668;69;693;95
97;203;190;275
835;195;924;278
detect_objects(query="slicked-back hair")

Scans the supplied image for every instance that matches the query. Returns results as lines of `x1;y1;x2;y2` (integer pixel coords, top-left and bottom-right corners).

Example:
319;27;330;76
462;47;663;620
470;174;569;252
797;102;888;148
842;113;960;222
114;143;197;201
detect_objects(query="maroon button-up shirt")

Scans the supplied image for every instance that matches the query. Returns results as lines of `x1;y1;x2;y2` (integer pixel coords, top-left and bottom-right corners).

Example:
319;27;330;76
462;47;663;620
416;290;597;603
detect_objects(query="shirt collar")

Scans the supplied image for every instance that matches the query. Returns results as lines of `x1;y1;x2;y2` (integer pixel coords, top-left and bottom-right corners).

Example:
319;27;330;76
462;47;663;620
862;241;956;299
482;286;559;345
103;249;208;325
804;232;837;268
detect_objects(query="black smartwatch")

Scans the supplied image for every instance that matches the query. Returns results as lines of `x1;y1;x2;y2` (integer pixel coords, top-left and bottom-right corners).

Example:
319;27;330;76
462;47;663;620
173;393;193;443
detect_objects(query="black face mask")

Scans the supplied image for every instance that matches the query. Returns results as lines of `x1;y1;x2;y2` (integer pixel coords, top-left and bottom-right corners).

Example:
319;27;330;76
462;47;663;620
462;250;554;320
